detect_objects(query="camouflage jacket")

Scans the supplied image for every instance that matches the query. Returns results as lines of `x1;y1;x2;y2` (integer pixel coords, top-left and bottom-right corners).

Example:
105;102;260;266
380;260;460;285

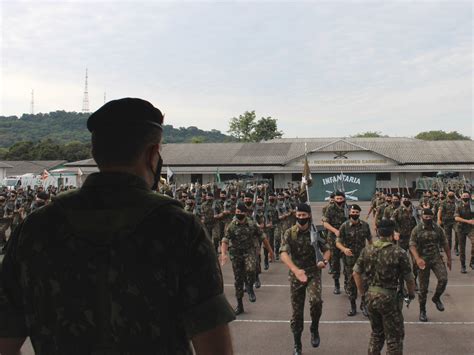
375;203;389;224
223;198;236;223
322;202;334;217
276;201;287;220
392;206;417;237
454;202;473;234
222;216;264;253
409;222;448;260
280;225;330;271
353;238;414;290
265;202;279;228
322;203;347;237
336;220;372;262
0;172;234;355
201;200;215;226
254;204;266;226
439;199;457;224
383;204;399;220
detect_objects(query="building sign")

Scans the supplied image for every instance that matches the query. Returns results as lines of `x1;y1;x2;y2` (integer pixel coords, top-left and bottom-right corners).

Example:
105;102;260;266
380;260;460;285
289;151;395;167
308;173;376;202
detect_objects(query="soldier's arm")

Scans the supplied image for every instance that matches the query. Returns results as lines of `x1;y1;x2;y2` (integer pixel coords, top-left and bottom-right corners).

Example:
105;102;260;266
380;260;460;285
454;207;472;224
335;224;350;255
438;227;451;270
352;249;366;296
192;324;233;355
399;252;416;298
437;205;443;225
409;228;425;269
322;212;339;236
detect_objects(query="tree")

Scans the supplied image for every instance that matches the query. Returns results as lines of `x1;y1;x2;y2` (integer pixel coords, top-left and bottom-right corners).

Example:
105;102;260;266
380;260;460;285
252;117;283;141
228;111;283;142
351;131;387;138
415;130;471;141
191;136;206;144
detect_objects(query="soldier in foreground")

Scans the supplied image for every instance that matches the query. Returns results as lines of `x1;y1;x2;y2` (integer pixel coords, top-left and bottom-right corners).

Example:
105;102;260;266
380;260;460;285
410;209;451;322
353;219;415;355
280;203;331;355
0;98;235;355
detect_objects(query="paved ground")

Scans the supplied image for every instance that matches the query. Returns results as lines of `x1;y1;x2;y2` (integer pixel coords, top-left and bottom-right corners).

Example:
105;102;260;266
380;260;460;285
13;201;474;354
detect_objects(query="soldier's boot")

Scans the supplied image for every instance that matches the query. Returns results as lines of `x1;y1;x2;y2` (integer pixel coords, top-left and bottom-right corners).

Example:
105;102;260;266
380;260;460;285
264;255;269;270
310;322;320;348
431;294;445;312
419;304;428;322
470;259;474;270
455;243;459;256
333;279;341;295
234;298;244;315
347;298;357;316
461;263;467;274
292;332;302;355
254;274;261;289
246;285;256;303
361;299;369;318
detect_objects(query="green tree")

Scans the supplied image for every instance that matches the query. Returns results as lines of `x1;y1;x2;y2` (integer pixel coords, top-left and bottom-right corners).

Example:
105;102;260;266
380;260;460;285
190;136;206;144
351;131;387;138
6;141;36;160
252;117;283;141
415;130;471;141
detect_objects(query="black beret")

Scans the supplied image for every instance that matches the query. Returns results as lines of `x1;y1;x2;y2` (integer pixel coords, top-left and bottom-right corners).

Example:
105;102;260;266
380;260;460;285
335;191;345;197
330;193;335;198
87;98;164;133
296;203;311;214
206;192;214;197
236;202;248;213
350;204;361;212
245;193;254;199
422;208;434;216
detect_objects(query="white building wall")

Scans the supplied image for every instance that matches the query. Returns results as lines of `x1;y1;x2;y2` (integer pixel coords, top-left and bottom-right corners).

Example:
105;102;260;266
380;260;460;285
0;168;7;185
175;174;191;185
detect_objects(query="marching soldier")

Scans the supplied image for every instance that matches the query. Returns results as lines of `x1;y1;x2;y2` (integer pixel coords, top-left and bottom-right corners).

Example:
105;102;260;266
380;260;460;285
374;194;392;227
275;192;290;260
353;219;415;355
410;209;451;322
392;196;417;251
201;192;217;249
322;191;347;294
383;193;400;220
280;203;331;355
438;190;459;255
336;204;372;316
454;191;474;273
254;195;266;288
264;193;279;270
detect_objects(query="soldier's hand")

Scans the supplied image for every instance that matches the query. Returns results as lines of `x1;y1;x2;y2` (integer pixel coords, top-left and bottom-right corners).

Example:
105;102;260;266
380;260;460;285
416;258;426;270
219;254;228;266
317;261;326;269
343;248;353;257
294;269;307;283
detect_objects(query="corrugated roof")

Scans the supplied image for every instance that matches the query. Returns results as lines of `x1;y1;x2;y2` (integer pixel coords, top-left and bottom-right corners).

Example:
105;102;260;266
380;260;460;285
1;160;67;176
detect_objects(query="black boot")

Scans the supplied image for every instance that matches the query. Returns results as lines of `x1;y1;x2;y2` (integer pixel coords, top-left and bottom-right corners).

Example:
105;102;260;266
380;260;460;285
461;265;467;274
310;322;320;348
455;246;459;256
264;255;269;270
293;332;302;355
419;304;428;322
470;260;474;270
347;298;357;316
432;294;445;312
254;275;261;289
234;298;244;315
333;279;341;295
247;285;256;302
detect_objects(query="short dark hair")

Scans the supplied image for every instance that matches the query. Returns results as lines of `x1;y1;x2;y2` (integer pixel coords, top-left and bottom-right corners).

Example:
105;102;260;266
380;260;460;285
377;219;395;237
92;126;162;167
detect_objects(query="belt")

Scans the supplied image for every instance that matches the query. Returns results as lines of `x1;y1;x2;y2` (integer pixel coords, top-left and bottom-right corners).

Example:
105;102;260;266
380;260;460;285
368;286;397;296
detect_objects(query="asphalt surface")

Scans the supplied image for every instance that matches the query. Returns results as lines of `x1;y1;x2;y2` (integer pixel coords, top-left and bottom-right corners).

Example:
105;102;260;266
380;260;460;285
13;201;474;354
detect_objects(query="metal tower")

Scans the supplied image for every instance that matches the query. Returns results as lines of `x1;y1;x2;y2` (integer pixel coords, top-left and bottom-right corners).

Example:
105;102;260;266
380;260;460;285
82;68;90;113
30;89;34;114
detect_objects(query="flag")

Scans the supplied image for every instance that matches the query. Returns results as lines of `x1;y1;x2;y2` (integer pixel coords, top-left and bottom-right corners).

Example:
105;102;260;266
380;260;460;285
215;168;221;183
166;166;174;184
77;168;83;177
302;143;312;187
41;169;49;180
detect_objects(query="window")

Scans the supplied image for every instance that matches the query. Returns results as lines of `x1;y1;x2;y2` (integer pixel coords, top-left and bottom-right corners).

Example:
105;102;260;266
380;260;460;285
422;172;437;177
292;173;302;181
191;174;203;183
376;173;391;181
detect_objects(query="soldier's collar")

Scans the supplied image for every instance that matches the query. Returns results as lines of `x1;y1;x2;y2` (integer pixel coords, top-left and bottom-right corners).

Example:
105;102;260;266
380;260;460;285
83;172;149;191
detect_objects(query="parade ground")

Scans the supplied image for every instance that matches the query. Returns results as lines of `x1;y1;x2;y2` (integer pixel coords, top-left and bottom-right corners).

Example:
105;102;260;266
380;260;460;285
15;201;474;355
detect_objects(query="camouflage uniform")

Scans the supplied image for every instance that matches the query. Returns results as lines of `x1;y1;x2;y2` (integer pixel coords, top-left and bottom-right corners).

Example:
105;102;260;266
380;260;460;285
280;225;330;335
383;203;399;221
392;205;417;251
454;202;473;268
375;203;389;225
0;173;235;355
264;201;279;264
322;203;347;280
274;200;288;256
201;200;217;249
213;198;226;252
253;204;266;277
439;198;458;251
354;238;414;355
410;222;448;307
222;216;265;299
223;198;236;230
337;219;372;300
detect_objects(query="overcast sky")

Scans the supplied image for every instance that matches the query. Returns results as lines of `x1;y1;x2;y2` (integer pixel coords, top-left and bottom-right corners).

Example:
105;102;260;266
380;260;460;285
1;0;472;138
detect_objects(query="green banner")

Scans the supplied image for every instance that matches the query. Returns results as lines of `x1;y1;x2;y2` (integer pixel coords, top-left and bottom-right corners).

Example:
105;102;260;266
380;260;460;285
309;173;376;202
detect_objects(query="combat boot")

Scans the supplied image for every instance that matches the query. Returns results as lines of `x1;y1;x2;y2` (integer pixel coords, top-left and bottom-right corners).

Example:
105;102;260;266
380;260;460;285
432;294;445;312
246;285;256;302
264;257;269;270
461;264;467;274
470;260;474;270
254;275;261;289
310;321;320;348
293;332;302;355
333;279;341;295
419;304;428;322
347;298;357;316
234;298;244;315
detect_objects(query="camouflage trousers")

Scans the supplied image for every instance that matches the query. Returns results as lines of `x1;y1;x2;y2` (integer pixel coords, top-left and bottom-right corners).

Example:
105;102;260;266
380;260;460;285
458;230;474;267
343;256;366;300
256;240;262;276
263;228;274;263
418;255;448;306
289;268;323;334
210;222;224;253
230;249;257;299
274;223;285;254
328;234;342;280
367;291;404;355
442;223;458;251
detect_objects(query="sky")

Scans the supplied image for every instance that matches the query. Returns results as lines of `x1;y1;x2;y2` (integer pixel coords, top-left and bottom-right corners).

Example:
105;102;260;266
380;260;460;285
1;0;472;138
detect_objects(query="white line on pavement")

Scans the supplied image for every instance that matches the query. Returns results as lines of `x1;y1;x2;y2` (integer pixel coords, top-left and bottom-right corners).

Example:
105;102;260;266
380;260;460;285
234;319;474;325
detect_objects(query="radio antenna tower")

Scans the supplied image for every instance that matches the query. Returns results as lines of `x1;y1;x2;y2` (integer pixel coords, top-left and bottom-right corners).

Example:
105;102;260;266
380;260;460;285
30;89;34;114
82;68;90;113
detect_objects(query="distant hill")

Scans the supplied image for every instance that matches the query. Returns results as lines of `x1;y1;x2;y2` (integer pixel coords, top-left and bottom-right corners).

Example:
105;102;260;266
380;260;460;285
0;111;234;148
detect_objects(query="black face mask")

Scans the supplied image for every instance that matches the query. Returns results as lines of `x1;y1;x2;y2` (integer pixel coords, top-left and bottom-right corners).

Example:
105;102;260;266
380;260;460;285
296;218;309;226
462;198;470;203
403;201;411;207
423;218;433;226
245;201;252;207
221;196;226;201
231;197;237;201
151;156;163;191
257;202;263;206
336;201;344;206
440;196;445;200
448;195;455;200
269;199;276;203
350;214;360;221
392;201;400;207
386;200;392;204
236;214;246;221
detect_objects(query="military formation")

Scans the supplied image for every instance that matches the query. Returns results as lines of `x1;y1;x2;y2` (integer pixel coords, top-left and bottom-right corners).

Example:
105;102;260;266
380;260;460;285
1;176;473;355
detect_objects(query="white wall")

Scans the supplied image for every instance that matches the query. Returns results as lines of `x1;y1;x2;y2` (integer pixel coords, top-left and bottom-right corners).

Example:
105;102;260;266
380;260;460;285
0;168;7;185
